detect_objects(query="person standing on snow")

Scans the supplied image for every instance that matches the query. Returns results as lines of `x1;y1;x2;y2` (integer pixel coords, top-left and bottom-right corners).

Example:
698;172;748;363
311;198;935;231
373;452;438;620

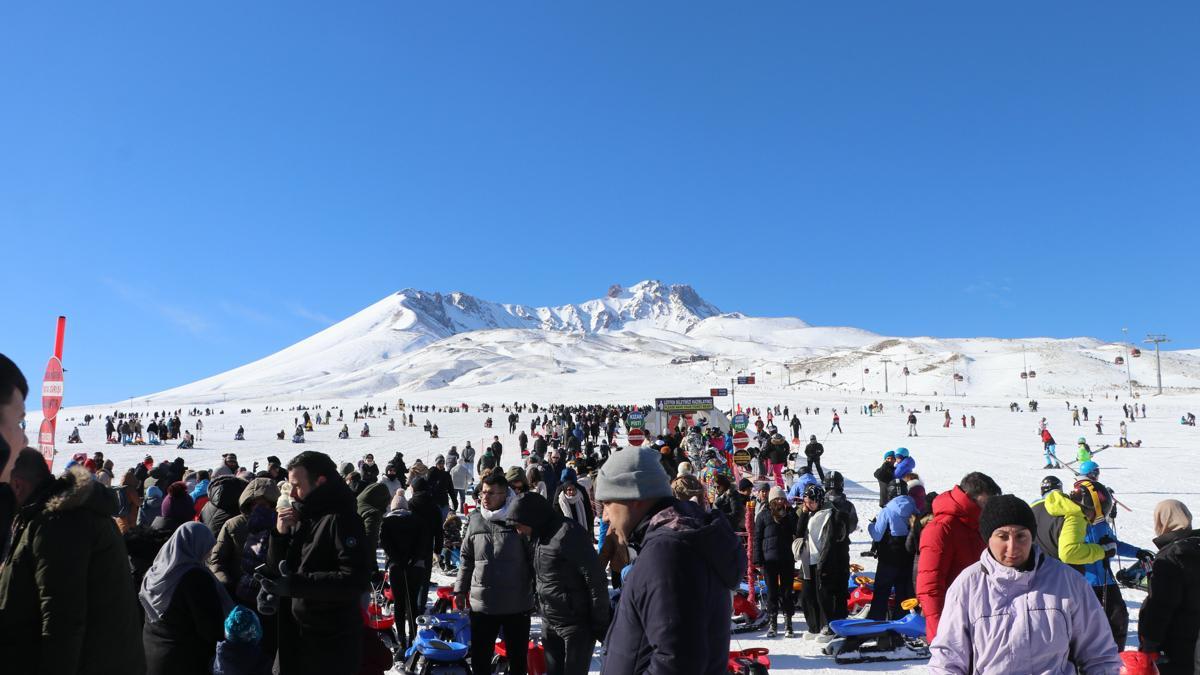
907;411;918;437
1137;499;1200;674
796;483;852;640
0;449;145;674
803;434;826;481
1042;428;1060;468
927;495;1122;674
508;492;610;675
754;486;800;637
916;472;1002;642
597;447;743;674
867;480;917;620
259;451;370;675
830;411;842;433
873;450;897;508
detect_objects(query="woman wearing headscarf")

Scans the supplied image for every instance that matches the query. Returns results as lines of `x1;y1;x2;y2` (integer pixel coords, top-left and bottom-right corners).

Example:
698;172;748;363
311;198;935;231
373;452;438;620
555;470;595;536
928;495;1121;674
141;521;234;675
1137;499;1200;674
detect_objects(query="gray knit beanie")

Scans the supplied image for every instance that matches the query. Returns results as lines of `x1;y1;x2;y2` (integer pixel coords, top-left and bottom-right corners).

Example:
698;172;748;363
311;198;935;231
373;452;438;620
594;447;672;501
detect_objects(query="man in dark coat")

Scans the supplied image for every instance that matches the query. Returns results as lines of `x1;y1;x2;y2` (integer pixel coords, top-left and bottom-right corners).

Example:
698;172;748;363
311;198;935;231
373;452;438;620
262;451;370;675
803;434;826;481
509;493;609;675
380;478;442;646
873;450;897;508
199;474;248;537
596;447;743;675
426;455;454;517
0;450;146;674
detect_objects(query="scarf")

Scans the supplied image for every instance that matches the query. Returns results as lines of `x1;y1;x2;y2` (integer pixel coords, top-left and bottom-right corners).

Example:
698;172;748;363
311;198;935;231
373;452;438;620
139;521;232;623
480;489;517;522
559;488;589;529
1153;499;1193;537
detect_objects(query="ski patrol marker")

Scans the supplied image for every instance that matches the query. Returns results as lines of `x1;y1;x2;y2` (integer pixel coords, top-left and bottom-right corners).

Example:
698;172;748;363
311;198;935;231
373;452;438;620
627;428;645;446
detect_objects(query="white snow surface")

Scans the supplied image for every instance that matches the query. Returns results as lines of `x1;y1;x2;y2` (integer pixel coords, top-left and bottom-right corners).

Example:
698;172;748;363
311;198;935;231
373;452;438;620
137;280;1200;404
43;381;1200;673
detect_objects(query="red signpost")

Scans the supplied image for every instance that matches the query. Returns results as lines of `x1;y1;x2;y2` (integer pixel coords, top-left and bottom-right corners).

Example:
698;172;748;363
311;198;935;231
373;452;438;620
39;317;67;469
626;428;645;446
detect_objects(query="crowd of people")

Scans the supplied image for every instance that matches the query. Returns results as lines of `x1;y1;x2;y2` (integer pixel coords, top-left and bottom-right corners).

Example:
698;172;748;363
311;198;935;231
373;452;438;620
0;352;1198;674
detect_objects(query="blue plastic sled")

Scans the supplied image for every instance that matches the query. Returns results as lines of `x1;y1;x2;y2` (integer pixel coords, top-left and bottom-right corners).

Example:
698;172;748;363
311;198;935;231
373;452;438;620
830;612;927;639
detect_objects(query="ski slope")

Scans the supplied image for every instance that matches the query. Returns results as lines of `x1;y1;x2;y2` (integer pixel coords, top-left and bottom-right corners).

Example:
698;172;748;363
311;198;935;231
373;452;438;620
42;380;1200;673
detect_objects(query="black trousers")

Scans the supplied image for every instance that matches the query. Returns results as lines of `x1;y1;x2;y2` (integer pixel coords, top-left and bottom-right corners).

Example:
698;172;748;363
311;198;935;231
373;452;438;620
388;563;430;645
470;611;531;675
806;457;825;481
762;560;795;616
1094;584;1129;650
868;556;914;620
543;624;595;675
800;564;838;634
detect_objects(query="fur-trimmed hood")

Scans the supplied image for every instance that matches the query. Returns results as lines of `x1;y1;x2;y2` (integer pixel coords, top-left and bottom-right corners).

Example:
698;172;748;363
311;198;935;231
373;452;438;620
43;465;117;517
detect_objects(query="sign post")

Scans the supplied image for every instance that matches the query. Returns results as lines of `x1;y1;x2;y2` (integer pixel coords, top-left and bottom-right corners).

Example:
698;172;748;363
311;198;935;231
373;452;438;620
40;316;67;469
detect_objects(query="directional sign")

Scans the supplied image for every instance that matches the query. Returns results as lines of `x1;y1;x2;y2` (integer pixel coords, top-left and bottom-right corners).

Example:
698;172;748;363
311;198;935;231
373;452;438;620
731;413;749;432
736;376;756;385
709;388;729;397
731;430;750;450
42;357;64;421
627;428;645;446
732;449;751;467
627;411;645;429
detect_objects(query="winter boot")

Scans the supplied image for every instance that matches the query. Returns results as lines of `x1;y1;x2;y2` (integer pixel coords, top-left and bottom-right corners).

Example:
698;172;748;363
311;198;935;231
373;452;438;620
784;615;795;638
766;613;778;637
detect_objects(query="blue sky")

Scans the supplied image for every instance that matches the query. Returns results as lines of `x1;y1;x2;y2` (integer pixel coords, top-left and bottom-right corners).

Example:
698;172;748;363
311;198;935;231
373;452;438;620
4;2;1198;404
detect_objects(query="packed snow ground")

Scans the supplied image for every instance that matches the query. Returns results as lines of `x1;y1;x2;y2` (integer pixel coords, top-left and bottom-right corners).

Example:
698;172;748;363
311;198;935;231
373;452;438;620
44;383;1200;674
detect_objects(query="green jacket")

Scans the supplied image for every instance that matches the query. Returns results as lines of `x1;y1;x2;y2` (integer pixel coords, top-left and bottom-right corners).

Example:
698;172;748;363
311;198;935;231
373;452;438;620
1031;490;1105;566
0;466;145;675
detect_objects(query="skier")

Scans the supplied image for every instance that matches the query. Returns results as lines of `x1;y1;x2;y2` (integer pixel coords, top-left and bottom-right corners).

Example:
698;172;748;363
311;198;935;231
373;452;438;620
1077;437;1092;464
830;411;842;434
789;415;801;440
1041;428;1059;469
1073;407;1081;426
907;411;918;437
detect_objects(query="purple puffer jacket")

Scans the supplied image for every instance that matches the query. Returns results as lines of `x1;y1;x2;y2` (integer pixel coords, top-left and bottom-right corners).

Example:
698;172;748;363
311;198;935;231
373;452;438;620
928;546;1121;675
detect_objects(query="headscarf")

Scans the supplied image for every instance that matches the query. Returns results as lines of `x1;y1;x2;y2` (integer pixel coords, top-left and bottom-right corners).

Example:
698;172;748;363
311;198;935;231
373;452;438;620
139;521;232;623
1153;499;1193;537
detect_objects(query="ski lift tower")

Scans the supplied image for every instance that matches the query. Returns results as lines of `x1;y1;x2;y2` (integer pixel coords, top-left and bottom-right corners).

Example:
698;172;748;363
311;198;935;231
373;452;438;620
1121;328;1133;397
880;358;892;394
1144;334;1170;395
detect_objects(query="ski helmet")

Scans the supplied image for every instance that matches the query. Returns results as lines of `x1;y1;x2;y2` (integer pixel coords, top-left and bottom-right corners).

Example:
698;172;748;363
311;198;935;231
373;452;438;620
1040;475;1063;496
803;483;826;506
1071;479;1113;524
895;447;910;458
799;466;811;475
823;470;845;492
886;478;909;500
1078;460;1099;478
1078;437;1087;444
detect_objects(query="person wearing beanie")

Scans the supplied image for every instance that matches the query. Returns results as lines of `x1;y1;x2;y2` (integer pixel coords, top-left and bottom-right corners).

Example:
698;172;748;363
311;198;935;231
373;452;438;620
754;484;800;636
1137;500;1200;673
505;466;529;493
928;494;1121;674
426;455;453;517
596;447;743;673
873;451;897;508
155;481;197;532
555;470;595;536
507;492;609;675
713;473;748;533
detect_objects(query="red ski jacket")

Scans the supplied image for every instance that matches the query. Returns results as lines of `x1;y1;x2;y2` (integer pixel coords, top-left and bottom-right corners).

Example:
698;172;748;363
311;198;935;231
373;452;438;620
916;486;984;641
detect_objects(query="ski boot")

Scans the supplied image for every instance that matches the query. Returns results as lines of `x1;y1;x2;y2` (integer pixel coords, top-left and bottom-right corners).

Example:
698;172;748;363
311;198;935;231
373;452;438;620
784;615;794;638
766;613;778;637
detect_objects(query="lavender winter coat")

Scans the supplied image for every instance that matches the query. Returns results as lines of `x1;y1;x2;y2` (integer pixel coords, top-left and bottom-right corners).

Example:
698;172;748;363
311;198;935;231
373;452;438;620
928;546;1121;675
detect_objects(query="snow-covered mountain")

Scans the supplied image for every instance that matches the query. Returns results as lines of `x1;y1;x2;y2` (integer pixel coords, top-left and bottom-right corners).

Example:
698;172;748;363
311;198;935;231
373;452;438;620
146;281;1200;403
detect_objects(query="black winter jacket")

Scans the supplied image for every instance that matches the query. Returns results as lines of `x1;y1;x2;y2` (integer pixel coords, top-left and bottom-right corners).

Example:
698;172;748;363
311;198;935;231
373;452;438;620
1139;528;1200;670
266;479;369;675
508;494;609;636
143;568;226;675
804;441;824;460
754;507;799;565
200;475;247;538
